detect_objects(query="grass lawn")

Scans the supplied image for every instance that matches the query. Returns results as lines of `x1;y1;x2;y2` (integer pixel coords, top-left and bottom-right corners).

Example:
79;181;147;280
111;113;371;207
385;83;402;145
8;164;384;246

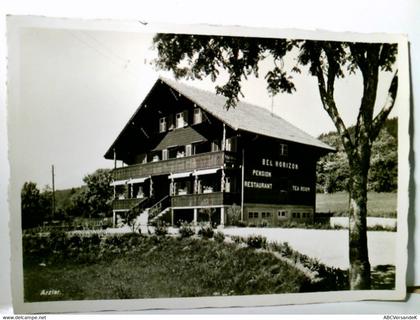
23;235;311;301
316;191;397;217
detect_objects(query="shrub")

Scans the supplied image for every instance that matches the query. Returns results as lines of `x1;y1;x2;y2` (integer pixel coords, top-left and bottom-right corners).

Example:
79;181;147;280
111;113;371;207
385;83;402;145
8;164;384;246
179;221;195;238
246;235;267;249
197;224;214;239
226;204;241;225
154;222;169;236
267;241;348;291
231;235;244;244
214;231;225;243
236;220;247;227
258;220;269;227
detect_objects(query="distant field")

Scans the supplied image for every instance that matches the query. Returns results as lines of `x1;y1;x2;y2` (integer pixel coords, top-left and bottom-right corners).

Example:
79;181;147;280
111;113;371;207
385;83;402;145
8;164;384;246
316;192;397;218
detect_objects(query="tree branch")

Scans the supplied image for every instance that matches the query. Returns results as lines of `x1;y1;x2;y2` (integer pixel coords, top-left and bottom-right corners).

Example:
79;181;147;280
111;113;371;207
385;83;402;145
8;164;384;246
371;71;398;140
315;64;355;156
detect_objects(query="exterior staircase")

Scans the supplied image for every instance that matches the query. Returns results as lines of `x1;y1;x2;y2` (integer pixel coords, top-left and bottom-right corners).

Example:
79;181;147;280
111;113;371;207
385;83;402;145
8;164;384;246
129;195;171;232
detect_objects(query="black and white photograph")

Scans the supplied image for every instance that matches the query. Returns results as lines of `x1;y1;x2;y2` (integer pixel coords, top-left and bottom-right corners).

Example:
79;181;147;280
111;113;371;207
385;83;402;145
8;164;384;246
6;16;410;313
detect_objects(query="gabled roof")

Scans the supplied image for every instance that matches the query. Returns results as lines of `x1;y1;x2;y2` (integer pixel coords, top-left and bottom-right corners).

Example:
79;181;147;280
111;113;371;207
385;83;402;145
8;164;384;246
105;77;334;159
159;77;334;151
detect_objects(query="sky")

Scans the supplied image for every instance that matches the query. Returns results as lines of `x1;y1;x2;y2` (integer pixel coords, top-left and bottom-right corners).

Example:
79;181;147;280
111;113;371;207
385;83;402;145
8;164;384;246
10;26;399;190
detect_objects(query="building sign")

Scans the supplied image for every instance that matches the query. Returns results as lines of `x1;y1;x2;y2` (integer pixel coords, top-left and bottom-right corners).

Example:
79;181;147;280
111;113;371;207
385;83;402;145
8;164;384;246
261;158;299;170
244;181;272;189
292;185;311;192
243;148;315;205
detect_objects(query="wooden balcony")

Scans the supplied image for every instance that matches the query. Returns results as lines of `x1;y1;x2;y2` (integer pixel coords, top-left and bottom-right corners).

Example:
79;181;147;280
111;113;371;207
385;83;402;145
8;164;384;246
112;198;147;211
171;192;240;208
113;151;238;181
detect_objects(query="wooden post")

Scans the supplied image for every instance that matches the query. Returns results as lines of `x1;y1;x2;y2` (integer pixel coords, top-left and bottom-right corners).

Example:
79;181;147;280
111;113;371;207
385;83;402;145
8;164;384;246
193;208;198;225
149;176;153;197
241;147;245;221
170;174;174;196
171;208;174;226
222;123;226;151
221;168;225;192
220;207;225;227
194;174;198;194
113;148;117;169
51;165;55;219
112;210;116;228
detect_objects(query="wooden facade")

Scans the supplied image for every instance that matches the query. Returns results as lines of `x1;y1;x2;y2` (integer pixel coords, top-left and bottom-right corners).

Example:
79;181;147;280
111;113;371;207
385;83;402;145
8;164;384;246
105;78;334;226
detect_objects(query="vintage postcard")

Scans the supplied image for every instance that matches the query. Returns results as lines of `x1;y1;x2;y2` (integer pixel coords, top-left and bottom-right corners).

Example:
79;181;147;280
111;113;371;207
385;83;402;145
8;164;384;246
7;15;410;313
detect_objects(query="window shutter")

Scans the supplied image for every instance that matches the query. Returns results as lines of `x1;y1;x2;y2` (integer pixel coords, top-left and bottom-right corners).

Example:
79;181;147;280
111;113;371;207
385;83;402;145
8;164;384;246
183;110;189;126
162;149;168;160
185;144;192;157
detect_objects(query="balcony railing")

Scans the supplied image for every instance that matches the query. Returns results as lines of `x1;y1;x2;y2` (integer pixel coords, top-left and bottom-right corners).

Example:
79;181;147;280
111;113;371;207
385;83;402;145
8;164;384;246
113;151;238;181
112;198;148;211
171;192;239;208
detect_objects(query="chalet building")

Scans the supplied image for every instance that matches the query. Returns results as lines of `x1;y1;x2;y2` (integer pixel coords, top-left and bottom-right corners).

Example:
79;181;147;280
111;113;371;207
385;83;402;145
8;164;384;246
104;77;334;227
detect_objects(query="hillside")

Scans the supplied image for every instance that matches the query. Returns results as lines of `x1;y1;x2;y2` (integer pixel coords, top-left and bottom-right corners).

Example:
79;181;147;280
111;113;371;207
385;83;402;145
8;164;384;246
317;118;397;193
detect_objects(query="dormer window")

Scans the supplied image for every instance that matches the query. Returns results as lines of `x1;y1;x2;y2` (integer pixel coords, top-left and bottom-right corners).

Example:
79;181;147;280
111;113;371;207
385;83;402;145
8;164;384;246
176;111;188;128
193;108;202;124
159;117;167;133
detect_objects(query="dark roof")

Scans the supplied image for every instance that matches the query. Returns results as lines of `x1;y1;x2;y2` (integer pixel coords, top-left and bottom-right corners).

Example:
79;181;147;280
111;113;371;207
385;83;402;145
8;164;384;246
153;127;207;151
105;77;334;159
160;77;335;151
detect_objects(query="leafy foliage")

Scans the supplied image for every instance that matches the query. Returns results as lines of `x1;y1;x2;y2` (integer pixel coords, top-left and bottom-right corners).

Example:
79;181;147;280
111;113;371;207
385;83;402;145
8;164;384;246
81;168;113;218
21;168;113;229
179;221;195;238
21;182;43;229
197;224;214;239
317;118;397;193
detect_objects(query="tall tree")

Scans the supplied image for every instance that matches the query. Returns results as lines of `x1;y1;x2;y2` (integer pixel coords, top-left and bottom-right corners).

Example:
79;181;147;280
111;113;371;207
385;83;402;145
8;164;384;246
82;168;113;218
21;182;43;229
153;34;398;289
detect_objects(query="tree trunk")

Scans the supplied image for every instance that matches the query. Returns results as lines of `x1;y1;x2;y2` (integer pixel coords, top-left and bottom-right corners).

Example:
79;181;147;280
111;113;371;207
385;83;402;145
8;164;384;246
348;158;371;290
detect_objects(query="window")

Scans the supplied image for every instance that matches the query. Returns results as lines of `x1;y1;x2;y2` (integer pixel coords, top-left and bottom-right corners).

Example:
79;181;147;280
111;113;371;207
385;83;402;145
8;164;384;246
262;212;271;219
278;211;286;217
159;117;167;133
225;137;237;152
248;212;259;219
162;149;168;161
176;110;189;128
193;108;202;124
279;143;288;156
167;115;174;130
225;176;231;192
176;112;184;128
211;140;220;152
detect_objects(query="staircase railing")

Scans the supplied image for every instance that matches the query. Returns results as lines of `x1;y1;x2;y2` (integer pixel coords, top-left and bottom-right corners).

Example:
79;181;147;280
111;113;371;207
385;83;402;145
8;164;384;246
129;197;152;216
148;195;170;220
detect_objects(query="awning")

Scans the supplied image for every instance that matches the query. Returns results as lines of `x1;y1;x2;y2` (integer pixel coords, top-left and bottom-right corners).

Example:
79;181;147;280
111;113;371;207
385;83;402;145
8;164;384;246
129;177;148;184
168;172;193;179
193;168;220;176
110;179;129;186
